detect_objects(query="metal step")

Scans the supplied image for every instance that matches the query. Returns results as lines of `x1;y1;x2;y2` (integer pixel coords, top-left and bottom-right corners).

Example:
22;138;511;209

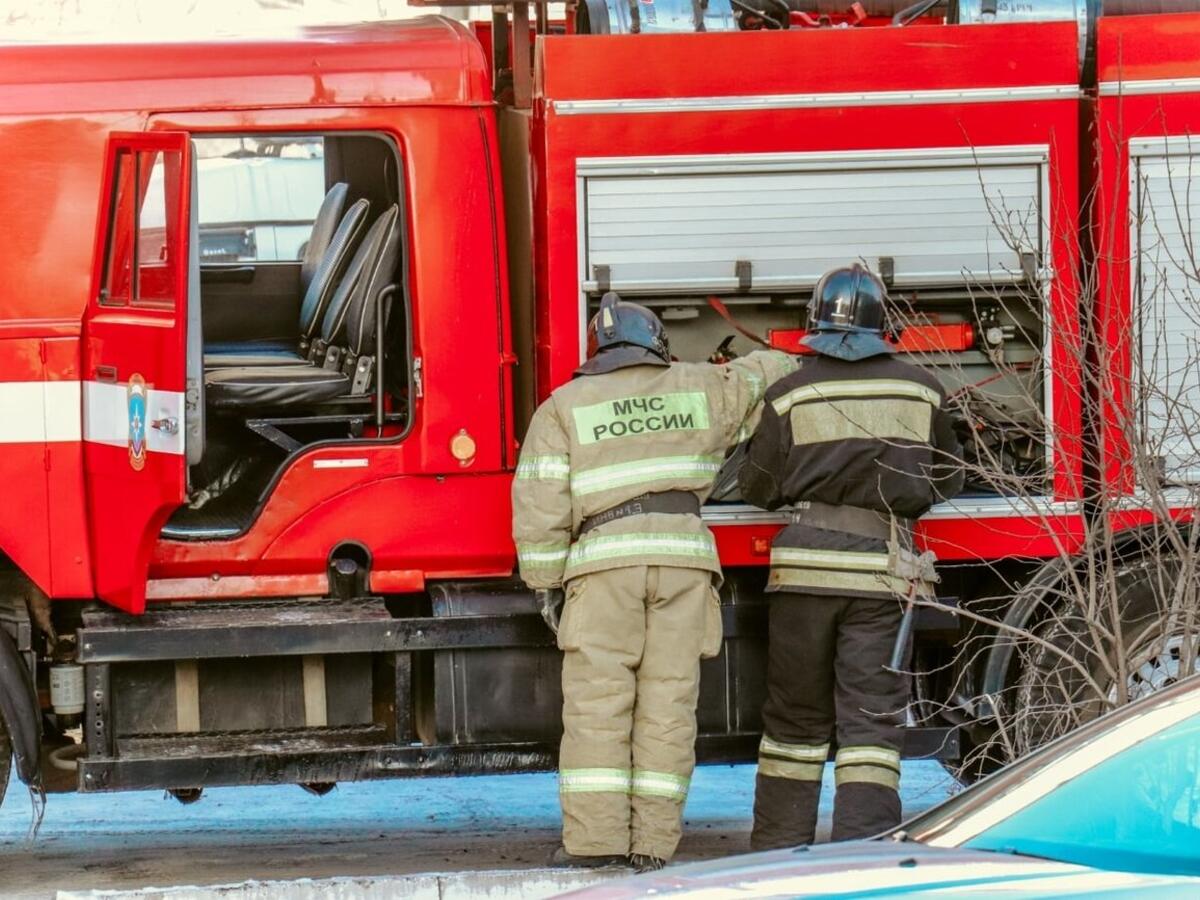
115;724;389;760
78;597;553;663
79;595;957;665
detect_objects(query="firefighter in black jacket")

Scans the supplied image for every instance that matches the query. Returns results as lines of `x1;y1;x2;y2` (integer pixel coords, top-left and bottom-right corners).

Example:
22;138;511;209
739;263;964;848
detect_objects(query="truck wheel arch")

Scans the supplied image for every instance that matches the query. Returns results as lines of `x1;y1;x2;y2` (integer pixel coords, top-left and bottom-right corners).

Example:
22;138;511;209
0;626;40;788
980;522;1200;702
979;554;1075;703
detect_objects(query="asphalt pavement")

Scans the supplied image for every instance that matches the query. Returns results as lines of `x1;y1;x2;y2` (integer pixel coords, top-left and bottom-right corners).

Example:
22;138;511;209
0;762;957;897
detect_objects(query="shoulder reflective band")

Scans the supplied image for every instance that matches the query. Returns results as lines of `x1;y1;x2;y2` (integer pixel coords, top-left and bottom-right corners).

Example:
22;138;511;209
631;769;690;801
744;370;765;404
771;379;941;416
568;532;717;566
516;454;570;480
572;392;710;445
834;745;901;791
570;455;722;496
559;767;632;794
789;398;933;446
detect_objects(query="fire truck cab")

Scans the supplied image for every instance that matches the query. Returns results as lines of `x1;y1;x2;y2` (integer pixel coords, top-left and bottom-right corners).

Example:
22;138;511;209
0;0;1198;802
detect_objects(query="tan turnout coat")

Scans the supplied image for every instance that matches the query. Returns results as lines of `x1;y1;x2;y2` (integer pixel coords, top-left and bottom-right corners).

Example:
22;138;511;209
513;350;797;589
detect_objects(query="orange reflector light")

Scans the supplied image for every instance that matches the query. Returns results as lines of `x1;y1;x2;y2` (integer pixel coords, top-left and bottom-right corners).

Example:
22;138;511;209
450;429;477;465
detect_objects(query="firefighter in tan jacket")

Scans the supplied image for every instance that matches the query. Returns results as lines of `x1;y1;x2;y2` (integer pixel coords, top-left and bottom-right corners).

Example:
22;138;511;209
513;292;795;871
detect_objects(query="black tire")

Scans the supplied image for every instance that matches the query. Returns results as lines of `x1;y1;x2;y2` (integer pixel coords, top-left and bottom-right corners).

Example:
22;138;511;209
1012;554;1200;757
0;715;11;808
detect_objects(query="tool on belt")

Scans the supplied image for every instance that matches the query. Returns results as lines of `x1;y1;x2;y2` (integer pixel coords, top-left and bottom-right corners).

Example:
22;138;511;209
889;583;919;672
886;522;938;672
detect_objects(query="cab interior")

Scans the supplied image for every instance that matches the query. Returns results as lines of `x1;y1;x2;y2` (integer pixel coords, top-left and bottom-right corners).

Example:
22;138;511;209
163;133;410;540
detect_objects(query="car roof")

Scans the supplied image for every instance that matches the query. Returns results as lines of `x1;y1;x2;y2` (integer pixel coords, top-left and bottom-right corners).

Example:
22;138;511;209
905;673;1200;843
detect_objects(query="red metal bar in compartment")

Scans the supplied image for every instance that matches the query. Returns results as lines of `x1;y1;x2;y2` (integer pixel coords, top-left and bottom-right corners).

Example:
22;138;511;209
769;323;976;355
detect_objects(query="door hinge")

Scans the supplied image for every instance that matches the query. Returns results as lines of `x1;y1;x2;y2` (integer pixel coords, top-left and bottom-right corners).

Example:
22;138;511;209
412;357;424;399
500;351;518;366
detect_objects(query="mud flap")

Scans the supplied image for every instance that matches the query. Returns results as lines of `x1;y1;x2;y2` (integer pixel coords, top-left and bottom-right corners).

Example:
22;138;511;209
0;628;40;786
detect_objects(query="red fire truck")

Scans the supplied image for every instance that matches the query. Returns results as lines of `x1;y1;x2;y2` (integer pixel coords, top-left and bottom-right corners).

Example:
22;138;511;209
0;0;1195;803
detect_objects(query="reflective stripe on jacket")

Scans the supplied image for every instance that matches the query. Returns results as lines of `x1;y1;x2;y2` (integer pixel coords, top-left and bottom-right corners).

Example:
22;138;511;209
739;353;964;600
513;350;797;589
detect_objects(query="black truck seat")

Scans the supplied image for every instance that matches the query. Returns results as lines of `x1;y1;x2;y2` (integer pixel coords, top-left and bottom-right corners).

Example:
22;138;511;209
201;366;353;409
308;204;401;368
203;182;348;357
301;183;350;297
204;204;401;410
203;189;367;368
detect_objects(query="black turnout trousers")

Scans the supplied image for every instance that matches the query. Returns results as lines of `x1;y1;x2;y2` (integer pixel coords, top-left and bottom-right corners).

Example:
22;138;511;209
751;593;909;849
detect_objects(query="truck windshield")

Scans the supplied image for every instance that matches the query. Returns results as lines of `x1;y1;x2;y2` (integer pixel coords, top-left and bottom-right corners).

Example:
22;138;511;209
964;714;1200;876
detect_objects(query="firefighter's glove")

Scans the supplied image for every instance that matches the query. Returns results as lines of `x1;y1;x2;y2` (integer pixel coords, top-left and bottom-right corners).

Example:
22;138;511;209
536;588;565;635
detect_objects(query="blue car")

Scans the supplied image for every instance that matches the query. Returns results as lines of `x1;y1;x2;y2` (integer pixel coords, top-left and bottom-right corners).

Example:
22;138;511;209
564;675;1200;898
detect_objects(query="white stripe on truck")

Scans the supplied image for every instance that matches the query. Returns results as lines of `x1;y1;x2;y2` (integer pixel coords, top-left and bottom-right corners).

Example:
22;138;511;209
0;380;184;455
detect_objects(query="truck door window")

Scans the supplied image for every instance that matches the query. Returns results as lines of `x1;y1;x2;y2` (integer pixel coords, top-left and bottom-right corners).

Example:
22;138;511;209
101;151;136;306
192;137;325;263
136;150;182;307
101;148;184;309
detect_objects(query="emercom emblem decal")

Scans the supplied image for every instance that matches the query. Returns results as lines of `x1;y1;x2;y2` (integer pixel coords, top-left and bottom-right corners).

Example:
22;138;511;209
572;392;709;445
127;373;147;471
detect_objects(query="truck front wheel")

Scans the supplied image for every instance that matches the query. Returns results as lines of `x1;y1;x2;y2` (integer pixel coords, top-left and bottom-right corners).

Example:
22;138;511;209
1011;555;1200;757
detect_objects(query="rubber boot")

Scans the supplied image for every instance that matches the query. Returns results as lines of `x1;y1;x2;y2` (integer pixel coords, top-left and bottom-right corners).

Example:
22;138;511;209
629;853;667;873
548;846;629;869
751;773;821;850
831;783;901;841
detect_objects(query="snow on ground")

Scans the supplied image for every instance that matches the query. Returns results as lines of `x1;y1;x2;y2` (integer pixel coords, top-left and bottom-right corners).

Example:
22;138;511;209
0;762;957;897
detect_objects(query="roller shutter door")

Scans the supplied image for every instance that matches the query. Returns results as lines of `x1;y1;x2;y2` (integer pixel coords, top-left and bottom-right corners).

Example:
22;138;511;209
1136;147;1200;482
579;149;1046;295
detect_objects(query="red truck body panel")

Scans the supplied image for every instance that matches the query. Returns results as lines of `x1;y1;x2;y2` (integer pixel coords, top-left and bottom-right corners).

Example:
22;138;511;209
0;18;510;604
1;13;1197;604
1094;14;1200;512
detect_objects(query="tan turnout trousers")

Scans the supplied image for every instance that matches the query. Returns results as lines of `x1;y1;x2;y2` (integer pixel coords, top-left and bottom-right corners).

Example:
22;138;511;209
557;565;722;860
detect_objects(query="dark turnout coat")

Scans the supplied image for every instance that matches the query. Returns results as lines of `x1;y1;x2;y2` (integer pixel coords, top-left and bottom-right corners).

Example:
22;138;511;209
738;352;964;600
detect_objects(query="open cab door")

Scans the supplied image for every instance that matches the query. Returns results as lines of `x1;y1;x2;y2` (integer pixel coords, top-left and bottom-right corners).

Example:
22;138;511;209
83;132;198;614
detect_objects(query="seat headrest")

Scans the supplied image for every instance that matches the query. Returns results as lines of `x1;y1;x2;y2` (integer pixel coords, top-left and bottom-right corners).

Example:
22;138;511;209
297;197;369;340
300;183;349;296
320;204;401;356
